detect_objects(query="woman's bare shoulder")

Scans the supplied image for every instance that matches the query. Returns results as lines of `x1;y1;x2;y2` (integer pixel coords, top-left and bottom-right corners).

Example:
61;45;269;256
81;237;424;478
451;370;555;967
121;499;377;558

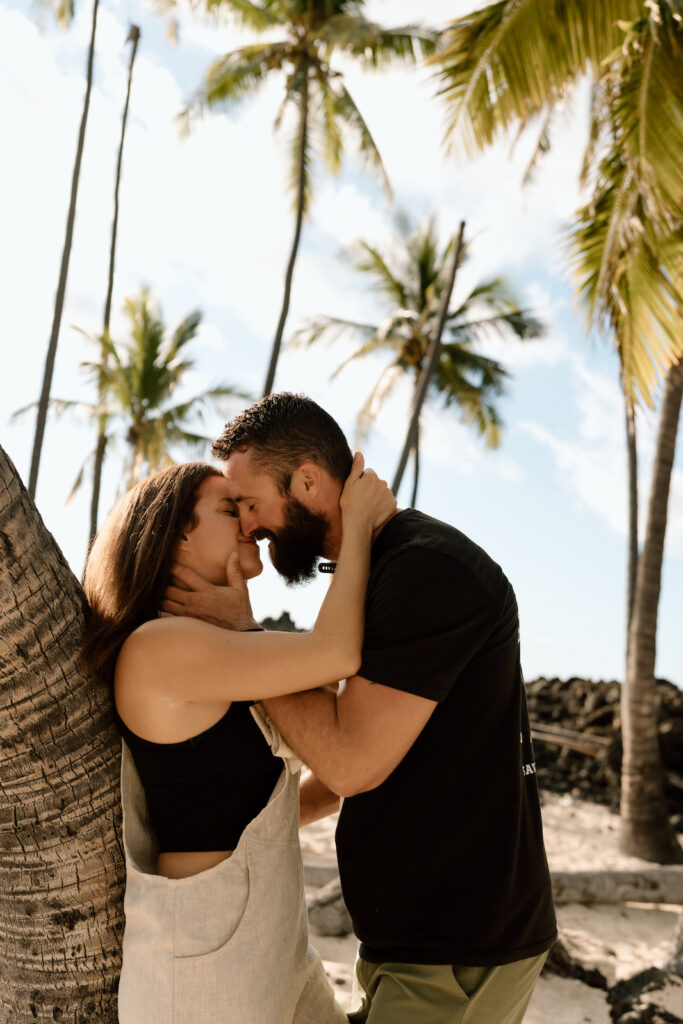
115;617;229;693
120;616;216;654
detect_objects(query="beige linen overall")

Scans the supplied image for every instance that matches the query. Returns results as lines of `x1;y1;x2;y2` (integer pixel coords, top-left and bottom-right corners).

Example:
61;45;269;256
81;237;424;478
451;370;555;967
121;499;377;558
117;707;347;1024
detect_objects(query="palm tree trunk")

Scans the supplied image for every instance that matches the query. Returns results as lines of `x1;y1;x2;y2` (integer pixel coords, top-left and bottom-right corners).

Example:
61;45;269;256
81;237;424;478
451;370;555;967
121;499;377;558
393;221;466;495
262;67;309;398
620;357;683;863
409;381;421;506
28;0;100;500
0;444;124;1021
89;25;140;549
625;391;638;646
410;430;420;507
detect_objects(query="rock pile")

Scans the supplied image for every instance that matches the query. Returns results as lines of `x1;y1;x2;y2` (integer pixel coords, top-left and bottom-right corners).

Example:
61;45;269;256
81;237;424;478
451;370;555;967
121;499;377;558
526;676;683;814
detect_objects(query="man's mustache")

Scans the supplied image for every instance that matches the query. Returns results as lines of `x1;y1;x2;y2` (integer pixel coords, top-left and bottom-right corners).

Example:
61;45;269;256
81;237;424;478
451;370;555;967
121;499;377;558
252;528;277;542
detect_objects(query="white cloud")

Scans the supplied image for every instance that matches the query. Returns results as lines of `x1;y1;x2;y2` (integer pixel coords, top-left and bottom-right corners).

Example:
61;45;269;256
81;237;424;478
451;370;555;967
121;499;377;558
520;352;683;557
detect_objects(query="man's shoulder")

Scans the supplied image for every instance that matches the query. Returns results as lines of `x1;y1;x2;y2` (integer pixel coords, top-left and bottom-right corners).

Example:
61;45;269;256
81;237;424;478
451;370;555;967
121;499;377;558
371;509;512;601
374;509;490;567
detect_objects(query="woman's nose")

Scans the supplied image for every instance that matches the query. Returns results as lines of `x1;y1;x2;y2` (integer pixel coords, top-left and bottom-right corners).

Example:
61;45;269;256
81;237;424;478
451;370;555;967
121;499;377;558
239;510;256;537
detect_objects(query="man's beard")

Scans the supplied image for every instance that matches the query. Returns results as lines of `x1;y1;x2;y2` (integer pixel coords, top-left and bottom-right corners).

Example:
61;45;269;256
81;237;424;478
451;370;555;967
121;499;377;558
254;496;329;586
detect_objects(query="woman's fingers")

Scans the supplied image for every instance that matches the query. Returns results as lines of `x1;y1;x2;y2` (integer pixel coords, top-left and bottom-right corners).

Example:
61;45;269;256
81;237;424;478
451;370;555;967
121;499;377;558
225;551;246;593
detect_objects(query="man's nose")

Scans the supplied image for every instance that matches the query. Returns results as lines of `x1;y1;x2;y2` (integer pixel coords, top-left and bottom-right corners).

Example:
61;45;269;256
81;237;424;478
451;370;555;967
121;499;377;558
239;509;257;537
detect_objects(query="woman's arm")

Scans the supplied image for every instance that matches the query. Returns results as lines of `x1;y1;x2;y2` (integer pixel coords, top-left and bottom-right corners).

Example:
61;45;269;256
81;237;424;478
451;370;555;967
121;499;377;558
299;772;340;828
115;456;395;703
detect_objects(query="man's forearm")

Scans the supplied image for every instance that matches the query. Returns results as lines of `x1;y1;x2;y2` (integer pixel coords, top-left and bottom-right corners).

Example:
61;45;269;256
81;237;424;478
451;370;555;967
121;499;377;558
263;689;350;795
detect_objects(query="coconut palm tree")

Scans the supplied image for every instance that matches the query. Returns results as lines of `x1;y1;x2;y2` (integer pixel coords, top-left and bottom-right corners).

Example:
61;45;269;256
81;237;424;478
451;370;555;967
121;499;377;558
430;0;683;863
28;0;101;500
89;25;141;551
183;0;437;397
14;290;249;515
0;443;123;1021
293;215;543;504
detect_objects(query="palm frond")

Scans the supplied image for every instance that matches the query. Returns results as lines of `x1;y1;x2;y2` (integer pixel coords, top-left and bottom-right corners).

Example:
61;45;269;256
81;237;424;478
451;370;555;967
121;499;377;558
311;67;344;175
519;103;555;186
202;0;285;30
431;0;641;155
331;82;391;196
10;397;96;424
433;355;505;447
183;41;291;122
355;364;404;444
345;240;408;307
313;15;437;68
166;310;202;360
329;325;404;380
609;9;683;219
290;315;378;349
65;447;98;505
567;156;683;404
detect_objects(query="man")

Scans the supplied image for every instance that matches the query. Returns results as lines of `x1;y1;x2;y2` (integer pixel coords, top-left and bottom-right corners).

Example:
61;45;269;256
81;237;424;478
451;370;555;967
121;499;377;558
164;392;557;1024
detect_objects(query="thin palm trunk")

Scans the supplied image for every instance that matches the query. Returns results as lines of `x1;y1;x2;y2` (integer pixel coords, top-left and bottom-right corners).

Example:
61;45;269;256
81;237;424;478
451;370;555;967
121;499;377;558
89;25;140;549
0;444;124;1021
620;357;683;863
624;390;638;654
393;221;466;495
263;67;309;398
28;0;100;499
410;425;420;507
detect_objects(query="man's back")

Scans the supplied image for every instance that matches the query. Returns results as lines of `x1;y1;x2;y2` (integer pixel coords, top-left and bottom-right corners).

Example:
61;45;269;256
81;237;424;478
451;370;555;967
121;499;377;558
336;509;557;965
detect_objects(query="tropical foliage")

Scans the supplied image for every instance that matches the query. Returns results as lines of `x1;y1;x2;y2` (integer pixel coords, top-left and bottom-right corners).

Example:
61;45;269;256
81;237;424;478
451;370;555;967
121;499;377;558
183;0;437;395
431;0;683;863
431;0;683;405
293;214;543;502
14;290;247;502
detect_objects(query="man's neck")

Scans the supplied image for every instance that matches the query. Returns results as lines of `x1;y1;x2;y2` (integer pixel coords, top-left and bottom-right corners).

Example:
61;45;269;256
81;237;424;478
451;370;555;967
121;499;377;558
325;508;401;561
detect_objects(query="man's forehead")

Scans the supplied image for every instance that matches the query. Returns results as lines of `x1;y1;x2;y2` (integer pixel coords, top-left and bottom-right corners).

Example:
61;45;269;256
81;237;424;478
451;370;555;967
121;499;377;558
220;450;274;498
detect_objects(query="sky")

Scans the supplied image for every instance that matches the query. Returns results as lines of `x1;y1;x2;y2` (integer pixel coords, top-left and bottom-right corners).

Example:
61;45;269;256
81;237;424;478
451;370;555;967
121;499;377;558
0;0;681;685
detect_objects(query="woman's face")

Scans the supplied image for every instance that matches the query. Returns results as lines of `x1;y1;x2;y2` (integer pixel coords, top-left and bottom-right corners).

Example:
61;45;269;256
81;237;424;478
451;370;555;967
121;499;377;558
175;475;263;584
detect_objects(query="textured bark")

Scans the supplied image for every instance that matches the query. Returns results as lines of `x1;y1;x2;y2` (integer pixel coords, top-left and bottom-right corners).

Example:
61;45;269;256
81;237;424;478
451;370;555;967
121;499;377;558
262;68;309;398
0;445;124;1021
620;358;683;863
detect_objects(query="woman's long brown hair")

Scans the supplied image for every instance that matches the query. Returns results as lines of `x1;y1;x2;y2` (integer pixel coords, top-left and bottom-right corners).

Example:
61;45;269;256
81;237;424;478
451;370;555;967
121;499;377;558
81;462;221;686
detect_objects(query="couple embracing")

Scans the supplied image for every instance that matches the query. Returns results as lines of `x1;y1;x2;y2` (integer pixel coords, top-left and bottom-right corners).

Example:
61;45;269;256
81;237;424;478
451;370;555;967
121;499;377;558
82;392;556;1024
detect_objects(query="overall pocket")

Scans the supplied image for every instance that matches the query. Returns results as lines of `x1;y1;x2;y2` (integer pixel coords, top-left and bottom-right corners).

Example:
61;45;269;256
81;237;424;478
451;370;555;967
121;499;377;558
172;833;307;1024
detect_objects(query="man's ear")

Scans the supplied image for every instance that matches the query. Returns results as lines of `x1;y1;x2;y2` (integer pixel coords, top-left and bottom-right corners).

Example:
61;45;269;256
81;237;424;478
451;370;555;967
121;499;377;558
289;460;322;501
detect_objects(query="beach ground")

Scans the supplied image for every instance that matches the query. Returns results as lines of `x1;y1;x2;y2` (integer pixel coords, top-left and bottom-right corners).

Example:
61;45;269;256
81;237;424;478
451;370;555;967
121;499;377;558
301;791;683;1023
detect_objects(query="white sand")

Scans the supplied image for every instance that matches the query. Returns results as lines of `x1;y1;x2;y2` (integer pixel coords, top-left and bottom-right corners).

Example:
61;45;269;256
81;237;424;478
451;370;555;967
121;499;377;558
300;791;683;1021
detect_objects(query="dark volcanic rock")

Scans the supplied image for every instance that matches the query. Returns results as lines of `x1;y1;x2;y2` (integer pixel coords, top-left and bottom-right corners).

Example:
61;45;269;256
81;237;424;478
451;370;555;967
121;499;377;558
526;677;683;812
608;968;683;1023
542;936;608;989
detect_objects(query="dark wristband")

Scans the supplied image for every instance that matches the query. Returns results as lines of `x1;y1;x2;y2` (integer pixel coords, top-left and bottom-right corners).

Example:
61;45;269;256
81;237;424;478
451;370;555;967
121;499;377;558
245;626;265;631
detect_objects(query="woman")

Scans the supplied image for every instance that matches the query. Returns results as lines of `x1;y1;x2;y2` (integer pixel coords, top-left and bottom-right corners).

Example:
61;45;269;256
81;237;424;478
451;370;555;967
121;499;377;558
82;454;393;1024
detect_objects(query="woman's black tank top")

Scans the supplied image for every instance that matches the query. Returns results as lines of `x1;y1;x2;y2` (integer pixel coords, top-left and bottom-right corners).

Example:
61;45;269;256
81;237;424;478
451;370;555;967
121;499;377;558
116;702;282;853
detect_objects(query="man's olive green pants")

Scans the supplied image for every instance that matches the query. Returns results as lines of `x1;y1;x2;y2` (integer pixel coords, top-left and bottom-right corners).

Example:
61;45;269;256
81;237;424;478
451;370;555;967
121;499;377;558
347;951;548;1024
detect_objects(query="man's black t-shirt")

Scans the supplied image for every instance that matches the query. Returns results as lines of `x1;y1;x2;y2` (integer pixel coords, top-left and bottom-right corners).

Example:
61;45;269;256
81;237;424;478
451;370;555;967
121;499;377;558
335;509;557;966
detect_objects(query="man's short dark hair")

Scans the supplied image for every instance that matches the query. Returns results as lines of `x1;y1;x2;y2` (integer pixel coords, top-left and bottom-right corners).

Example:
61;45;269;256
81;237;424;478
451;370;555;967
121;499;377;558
211;393;353;492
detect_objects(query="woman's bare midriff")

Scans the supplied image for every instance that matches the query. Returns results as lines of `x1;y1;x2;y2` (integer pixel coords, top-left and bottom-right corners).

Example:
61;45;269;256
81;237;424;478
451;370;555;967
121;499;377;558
156;849;233;879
